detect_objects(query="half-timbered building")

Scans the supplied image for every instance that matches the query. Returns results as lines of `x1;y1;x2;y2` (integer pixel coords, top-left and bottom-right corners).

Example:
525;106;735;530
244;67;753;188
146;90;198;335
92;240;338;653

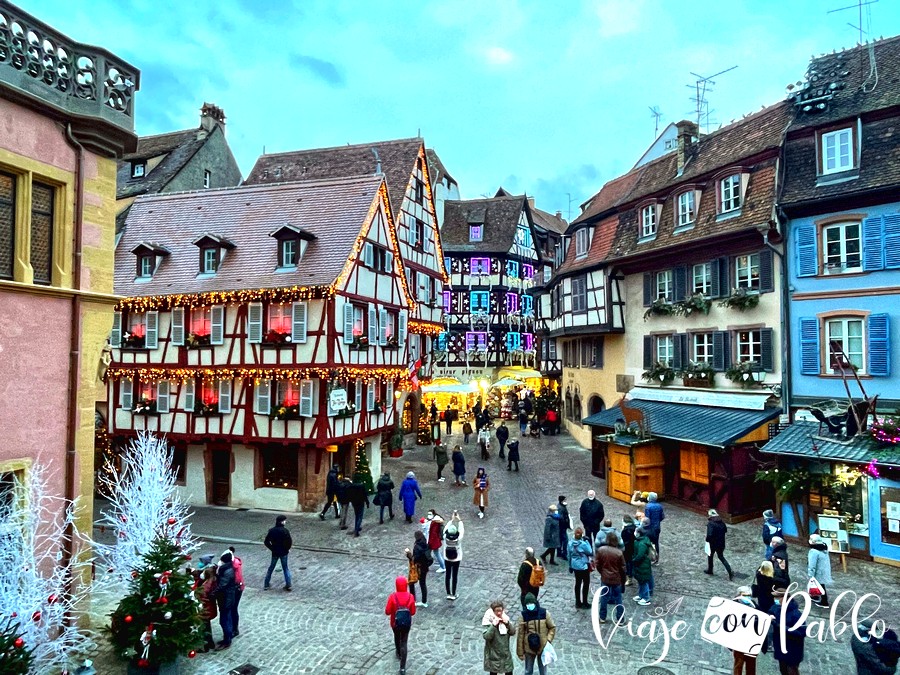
106;176;414;511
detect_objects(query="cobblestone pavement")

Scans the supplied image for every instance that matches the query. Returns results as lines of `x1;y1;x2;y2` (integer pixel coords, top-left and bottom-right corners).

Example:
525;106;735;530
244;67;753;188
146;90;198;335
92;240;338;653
89;432;900;674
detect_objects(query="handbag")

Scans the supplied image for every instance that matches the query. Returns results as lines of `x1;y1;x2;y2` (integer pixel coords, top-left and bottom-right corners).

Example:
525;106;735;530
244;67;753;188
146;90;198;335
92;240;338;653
704;541;712;557
407;559;419;584
541;641;558;666
807;576;824;598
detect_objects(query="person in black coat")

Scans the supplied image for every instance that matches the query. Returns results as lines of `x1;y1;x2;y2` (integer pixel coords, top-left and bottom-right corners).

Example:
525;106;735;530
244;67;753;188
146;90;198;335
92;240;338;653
451;445;467;486
263;515;293;591
337;475;353;530
768;588;806;673
579;490;605;548
215;551;237;649
346;478;370;537
704;509;733;580
506;440;520;471
621;515;637;586
557;496;571;560
319;464;341;520
495;421;510;459
430;400;438;423
769;536;791;587
375;472;395;524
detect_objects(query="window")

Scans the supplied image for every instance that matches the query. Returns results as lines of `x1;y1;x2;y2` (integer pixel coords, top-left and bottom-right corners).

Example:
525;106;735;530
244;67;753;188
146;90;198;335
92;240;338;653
202;247;218;274
506;292;519;313
571;276;587;312
693;332;714;363
470;291;490;312
442;291;451;312
507;260;519;278
414;219;426;249
115;310;158;349
523;333;534;351
465;332;488;350
469;224;483;242
827;318;865;372
522;264;534;279
436;332;448;351
199;380;219;409
369;245;393;272
191;307;212;338
132;162;145;178
656;270;673;301
515;225;532;248
280;238;298;268
352;305;365;337
138;255;154;278
260;447;298;489
736;329;762;365
677;191;695;228
0;172;14;280
823;222;862;274
30;182;54;285
506;332;521;351
720;174;742;213
415;180;425;204
203;170;211;189
641;205;657;238
822;128;853;174
656;335;674;366
471;257;491;275
692;263;711;295
735;253;760;290
544;266;552;283
268;304;292;335
548;339;557;359
127;313;147;346
521;295;533;315
575;228;590;257
416;274;431;303
444;257;451;273
277;380;301;406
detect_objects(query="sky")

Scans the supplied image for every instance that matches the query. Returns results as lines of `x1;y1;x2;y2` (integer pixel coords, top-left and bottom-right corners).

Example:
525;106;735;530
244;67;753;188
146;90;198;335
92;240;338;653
21;0;900;220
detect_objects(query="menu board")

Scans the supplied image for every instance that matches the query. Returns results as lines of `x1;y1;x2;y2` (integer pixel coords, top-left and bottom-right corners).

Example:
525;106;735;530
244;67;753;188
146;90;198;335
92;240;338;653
817;514;850;554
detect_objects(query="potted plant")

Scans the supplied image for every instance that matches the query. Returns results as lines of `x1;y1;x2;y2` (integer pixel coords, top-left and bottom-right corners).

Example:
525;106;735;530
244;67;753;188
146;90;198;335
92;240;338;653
350;335;369;351
132;397;157;415
641;361;676;385
677;293;712;316
643;297;677;320
384;336;400;349
335;403;357;419
389;425;404;458
372;400;384;415
122;332;146;349
718;287;760;312
185;332;210;348
725;360;762;388
679;361;716;387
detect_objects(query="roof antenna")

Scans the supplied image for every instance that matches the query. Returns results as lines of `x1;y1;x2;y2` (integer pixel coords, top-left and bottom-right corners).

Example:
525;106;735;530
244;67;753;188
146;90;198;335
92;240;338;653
371;148;382;175
686;66;737;133
648;106;662;136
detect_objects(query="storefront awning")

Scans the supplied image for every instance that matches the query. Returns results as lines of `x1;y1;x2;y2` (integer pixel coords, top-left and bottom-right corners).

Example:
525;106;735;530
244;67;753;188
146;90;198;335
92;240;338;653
497;368;543;380
760;421;900;466
422;383;475;393
492;378;522;388
583;400;781;448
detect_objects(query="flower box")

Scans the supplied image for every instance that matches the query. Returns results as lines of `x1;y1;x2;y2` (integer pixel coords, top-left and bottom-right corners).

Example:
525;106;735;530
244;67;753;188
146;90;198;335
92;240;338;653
271;405;302;421
641;362;676;385
677;293;712;317
725;360;763;388
262;330;292;346
643;298;677;320
335;407;357;419
185;333;211;348
194;401;222;416
121;334;146;349
383;339;400;350
372;402;384;415
350;336;370;351
132;398;158;415
718;288;760;312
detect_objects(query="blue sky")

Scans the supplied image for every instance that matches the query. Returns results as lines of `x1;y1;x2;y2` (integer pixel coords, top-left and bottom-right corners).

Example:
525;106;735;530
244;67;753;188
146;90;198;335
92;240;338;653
22;0;900;219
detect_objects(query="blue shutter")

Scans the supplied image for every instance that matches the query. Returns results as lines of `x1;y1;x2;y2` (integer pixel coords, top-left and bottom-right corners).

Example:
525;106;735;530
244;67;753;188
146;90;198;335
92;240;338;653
672;334;687;370
760;327;775;372
795;223;818;277
673;266;687;301
643;273;652;307
799;317;821;375
712;331;729;371
868;313;890;376
883;214;900;269
758;249;774;293
862;216;884;271
709;259;722;298
717;257;731;296
643;335;652;369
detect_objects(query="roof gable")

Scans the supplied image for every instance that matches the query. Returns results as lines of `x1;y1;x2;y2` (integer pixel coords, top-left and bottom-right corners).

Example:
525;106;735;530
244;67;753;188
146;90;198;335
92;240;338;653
441;196;528;254
117;128;210;200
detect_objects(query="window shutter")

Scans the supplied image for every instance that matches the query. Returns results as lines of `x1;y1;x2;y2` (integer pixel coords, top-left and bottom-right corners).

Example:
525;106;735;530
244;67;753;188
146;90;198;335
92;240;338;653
712;331;730;371
111;311;122;347
299;380;314;416
292;302;308;343
424;231;433;252
758;249;774;293
364;242;374;267
717;257;731;297
709;259;721;298
367;380;376;411
868;313;891;376
183;379;195;411
795;223;818;277
643;335;652;369
884;214;900;269
385;250;394;273
799;317;820;375
862;216;884;271
379;308;388;345
156;380;170;413
218;380;232;413
368;304;378;344
643;273;652;307
673;266;687;301
355;378;363;411
255;380;271;415
398;311;407;345
343;303;354;344
171;308;185;346
210;305;225;345
145;311;159;349
760;327;775;372
672;334;687;370
247;302;263;344
409;222;418;247
121;378;133;410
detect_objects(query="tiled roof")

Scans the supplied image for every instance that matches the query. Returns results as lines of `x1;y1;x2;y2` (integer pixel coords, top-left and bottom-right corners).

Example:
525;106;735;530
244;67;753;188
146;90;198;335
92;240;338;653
760;421;898;466
441;196;527;254
115;176;384;298
425;148;455;187
243;138;423;217
555;213;618;276
530;205;568;235
572;170;645;226
117;129;208;200
583;399;781;448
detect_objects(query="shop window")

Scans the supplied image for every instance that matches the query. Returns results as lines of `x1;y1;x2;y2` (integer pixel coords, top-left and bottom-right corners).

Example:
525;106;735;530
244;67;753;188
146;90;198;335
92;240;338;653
879;486;900;546
260;447;298;489
679;443;709;484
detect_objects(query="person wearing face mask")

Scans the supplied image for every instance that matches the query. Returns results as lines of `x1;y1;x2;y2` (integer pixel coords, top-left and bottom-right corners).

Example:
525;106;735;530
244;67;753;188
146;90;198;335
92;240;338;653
579;490;604;548
482;600;516;675
426;510;446;574
516;592;556;675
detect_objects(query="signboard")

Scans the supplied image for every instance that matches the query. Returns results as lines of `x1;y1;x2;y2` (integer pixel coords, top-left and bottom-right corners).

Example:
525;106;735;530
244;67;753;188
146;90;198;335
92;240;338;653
629;386;772;411
817;513;850;554
329;388;348;410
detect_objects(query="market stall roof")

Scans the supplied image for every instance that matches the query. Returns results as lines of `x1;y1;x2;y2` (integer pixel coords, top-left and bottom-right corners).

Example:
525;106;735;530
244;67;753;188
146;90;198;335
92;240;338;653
497;368;543;380
422;383;474;393
492;378;522;388
760;421;900;466
583;400;781;448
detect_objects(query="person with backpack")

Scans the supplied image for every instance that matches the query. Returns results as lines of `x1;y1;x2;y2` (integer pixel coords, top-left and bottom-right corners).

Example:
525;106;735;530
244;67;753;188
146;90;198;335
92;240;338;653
263;515;293;591
473;467;490;519
375;472;395;524
319;464;341;520
227;546;245;638
762;508;784;559
398;472;422;523
434;439;449;483
462;418;474;444
385;575;417;675
540;504;561;565
516;592;556;675
406;530;433;608
482;599;516;675
567;527;593;609
507;439;521;472
704;509;734;581
443;511;464;600
496;421;510;460
631;526;655;606
621;514;637;587
451;445;467;486
517;547;544;608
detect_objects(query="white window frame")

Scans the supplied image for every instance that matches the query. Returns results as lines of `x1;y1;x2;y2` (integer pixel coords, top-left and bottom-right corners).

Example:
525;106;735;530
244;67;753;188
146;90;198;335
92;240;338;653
735;253;760;291
677;191;695;228
203;169;211;189
139;255;153;278
656;335;674;367
469;224;483;242
693;332;714;363
720;174;742;213
826;317;865;374
575;228;590;258
281;239;297;268
822;128;853;175
202;248;218;274
132;162;145;178
822;222;862;274
692;263;711;295
736;329;762;365
656;270;673;301
641;205;657;238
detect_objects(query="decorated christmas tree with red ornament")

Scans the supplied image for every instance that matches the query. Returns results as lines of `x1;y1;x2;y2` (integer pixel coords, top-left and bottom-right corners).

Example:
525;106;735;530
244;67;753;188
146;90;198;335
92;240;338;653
0;617;33;673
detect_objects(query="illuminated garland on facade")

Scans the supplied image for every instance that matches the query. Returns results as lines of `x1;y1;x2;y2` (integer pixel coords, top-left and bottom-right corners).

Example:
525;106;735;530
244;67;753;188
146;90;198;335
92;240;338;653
106;365;409;382
408;319;444;336
115;285;334;312
417;147;449;282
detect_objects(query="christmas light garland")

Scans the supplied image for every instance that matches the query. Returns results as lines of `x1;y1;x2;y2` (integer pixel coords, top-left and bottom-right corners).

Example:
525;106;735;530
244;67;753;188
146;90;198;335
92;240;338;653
408;319;444;336
115;285;333;312
106;365;410;383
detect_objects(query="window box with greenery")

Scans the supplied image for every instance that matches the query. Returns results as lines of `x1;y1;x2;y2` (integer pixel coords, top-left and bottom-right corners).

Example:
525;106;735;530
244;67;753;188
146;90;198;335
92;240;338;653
718;287;759;312
642;361;676;385
186;332;211;348
725;360;763;388
132;397;158;415
122;331;146;349
272;404;302;421
372;400;384;415
335;403;357;419
679;361;716;387
384;336;400;350
194;400;223;416
643;297;677;320
350;335;370;351
678;293;712;317
263;329;292;346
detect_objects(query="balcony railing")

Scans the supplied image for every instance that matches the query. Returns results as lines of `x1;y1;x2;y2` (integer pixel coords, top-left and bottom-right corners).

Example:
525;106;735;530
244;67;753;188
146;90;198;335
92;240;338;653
0;4;138;130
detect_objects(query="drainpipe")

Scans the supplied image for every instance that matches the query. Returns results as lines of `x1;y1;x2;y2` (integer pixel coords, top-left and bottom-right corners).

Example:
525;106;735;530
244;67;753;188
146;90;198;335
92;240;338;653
763;227;789;417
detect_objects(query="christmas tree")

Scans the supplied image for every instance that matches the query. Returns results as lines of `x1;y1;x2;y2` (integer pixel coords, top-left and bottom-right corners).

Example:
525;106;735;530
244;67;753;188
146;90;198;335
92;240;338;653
416;410;432;446
0;617;33;674
352;442;375;493
109;537;204;667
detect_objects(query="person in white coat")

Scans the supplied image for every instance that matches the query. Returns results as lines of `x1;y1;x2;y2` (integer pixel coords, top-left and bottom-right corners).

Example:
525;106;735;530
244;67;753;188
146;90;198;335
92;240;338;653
443;511;465;599
807;533;833;608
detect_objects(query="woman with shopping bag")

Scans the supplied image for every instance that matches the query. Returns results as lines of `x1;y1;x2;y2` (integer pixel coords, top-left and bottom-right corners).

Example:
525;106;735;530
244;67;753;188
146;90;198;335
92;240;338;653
807;533;833;608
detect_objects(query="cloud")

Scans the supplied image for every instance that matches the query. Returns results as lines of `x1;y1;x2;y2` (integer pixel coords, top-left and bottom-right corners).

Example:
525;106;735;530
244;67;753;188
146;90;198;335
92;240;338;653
593;0;645;38
485;46;514;65
289;54;346;87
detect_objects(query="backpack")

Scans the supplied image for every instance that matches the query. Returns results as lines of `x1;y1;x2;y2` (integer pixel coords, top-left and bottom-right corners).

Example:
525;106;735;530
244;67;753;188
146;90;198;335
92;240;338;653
394;605;412;629
528;561;545;587
445;530;460;561
527;620;542;652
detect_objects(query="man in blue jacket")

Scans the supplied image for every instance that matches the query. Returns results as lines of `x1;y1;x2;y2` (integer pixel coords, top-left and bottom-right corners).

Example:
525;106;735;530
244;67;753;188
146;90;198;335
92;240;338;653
263;515;293;592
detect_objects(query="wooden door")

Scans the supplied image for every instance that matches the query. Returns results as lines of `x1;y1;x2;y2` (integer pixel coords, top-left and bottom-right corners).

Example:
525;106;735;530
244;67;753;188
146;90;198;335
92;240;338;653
210;446;231;506
633;443;665;496
607;443;633;503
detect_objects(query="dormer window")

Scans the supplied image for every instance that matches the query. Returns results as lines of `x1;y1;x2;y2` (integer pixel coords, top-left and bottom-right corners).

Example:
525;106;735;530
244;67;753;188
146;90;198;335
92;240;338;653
821;128;855;175
192;233;235;276
469;224;483;242
130;242;169;280
269;224;316;271
719;174;742;213
676;191;696;228
575;228;590;258
202;248;218;273
131;162;145;178
203;170;211;189
641;205;657;238
138;255;154;278
281;238;298;267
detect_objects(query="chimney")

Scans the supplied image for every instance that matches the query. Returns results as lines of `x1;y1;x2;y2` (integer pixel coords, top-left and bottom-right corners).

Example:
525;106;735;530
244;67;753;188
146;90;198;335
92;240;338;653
200;103;226;135
527;197;535;209
675;120;699;174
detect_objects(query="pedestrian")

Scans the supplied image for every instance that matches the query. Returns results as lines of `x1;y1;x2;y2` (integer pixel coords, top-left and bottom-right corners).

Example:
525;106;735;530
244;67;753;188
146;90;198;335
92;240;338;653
319;463;341;520
430;400;438;423
214;550;236;650
451;444;467;486
516;592;556;675
496;421;510;459
518;408;529;436
621;514;637;587
443;510;464;600
557;496;571;561
852;622;900;675
644;492;665;562
406;530;433;608
630;490;649;507
598;518;620;551
478;425;492;460
385;575;416;675
704;509;734;581
631;526;654;606
517;547;543;608
762;508;784;559
595;531;627;624
752;560;777;615
807;533;833;608
482;600;516;675
473;467;490;519
196;566;217;652
434;439;449;483
544;407;559;435
768;586;806;675
375;472;395;524
445;404;454;435
770;536;790;587
337;473;353;530
579;489;604;548
473;400;483;423
263;515;292;592
347;476;370;537
731;586;758;675
540;505;561;565
463;418;474;444
227;546;244;638
399;471;422;523
427;510;446;573
567;527;593;609
507;439;520;471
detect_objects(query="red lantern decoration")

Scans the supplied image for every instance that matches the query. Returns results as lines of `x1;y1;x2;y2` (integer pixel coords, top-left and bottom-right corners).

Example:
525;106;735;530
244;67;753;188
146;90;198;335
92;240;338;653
48;593;58;604
13;637;24;648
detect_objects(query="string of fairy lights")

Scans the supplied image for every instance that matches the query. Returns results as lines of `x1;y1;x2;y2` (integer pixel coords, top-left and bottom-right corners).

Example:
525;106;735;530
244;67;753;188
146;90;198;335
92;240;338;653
106;365;410;383
407;320;444;336
115;285;333;312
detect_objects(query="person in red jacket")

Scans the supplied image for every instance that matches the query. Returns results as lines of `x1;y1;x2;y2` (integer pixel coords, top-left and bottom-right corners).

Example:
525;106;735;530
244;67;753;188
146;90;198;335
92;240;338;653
385;576;417;675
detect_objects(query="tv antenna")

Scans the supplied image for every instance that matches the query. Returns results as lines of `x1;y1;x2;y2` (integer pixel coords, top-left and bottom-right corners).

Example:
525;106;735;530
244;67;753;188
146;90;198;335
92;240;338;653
648;106;663;136
827;0;877;45
566;193;575;222
687;66;737;133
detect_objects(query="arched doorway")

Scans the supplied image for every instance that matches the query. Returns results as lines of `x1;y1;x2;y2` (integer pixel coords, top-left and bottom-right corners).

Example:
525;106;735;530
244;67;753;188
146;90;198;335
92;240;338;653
572;394;583;425
402;392;419;434
588;395;605;416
